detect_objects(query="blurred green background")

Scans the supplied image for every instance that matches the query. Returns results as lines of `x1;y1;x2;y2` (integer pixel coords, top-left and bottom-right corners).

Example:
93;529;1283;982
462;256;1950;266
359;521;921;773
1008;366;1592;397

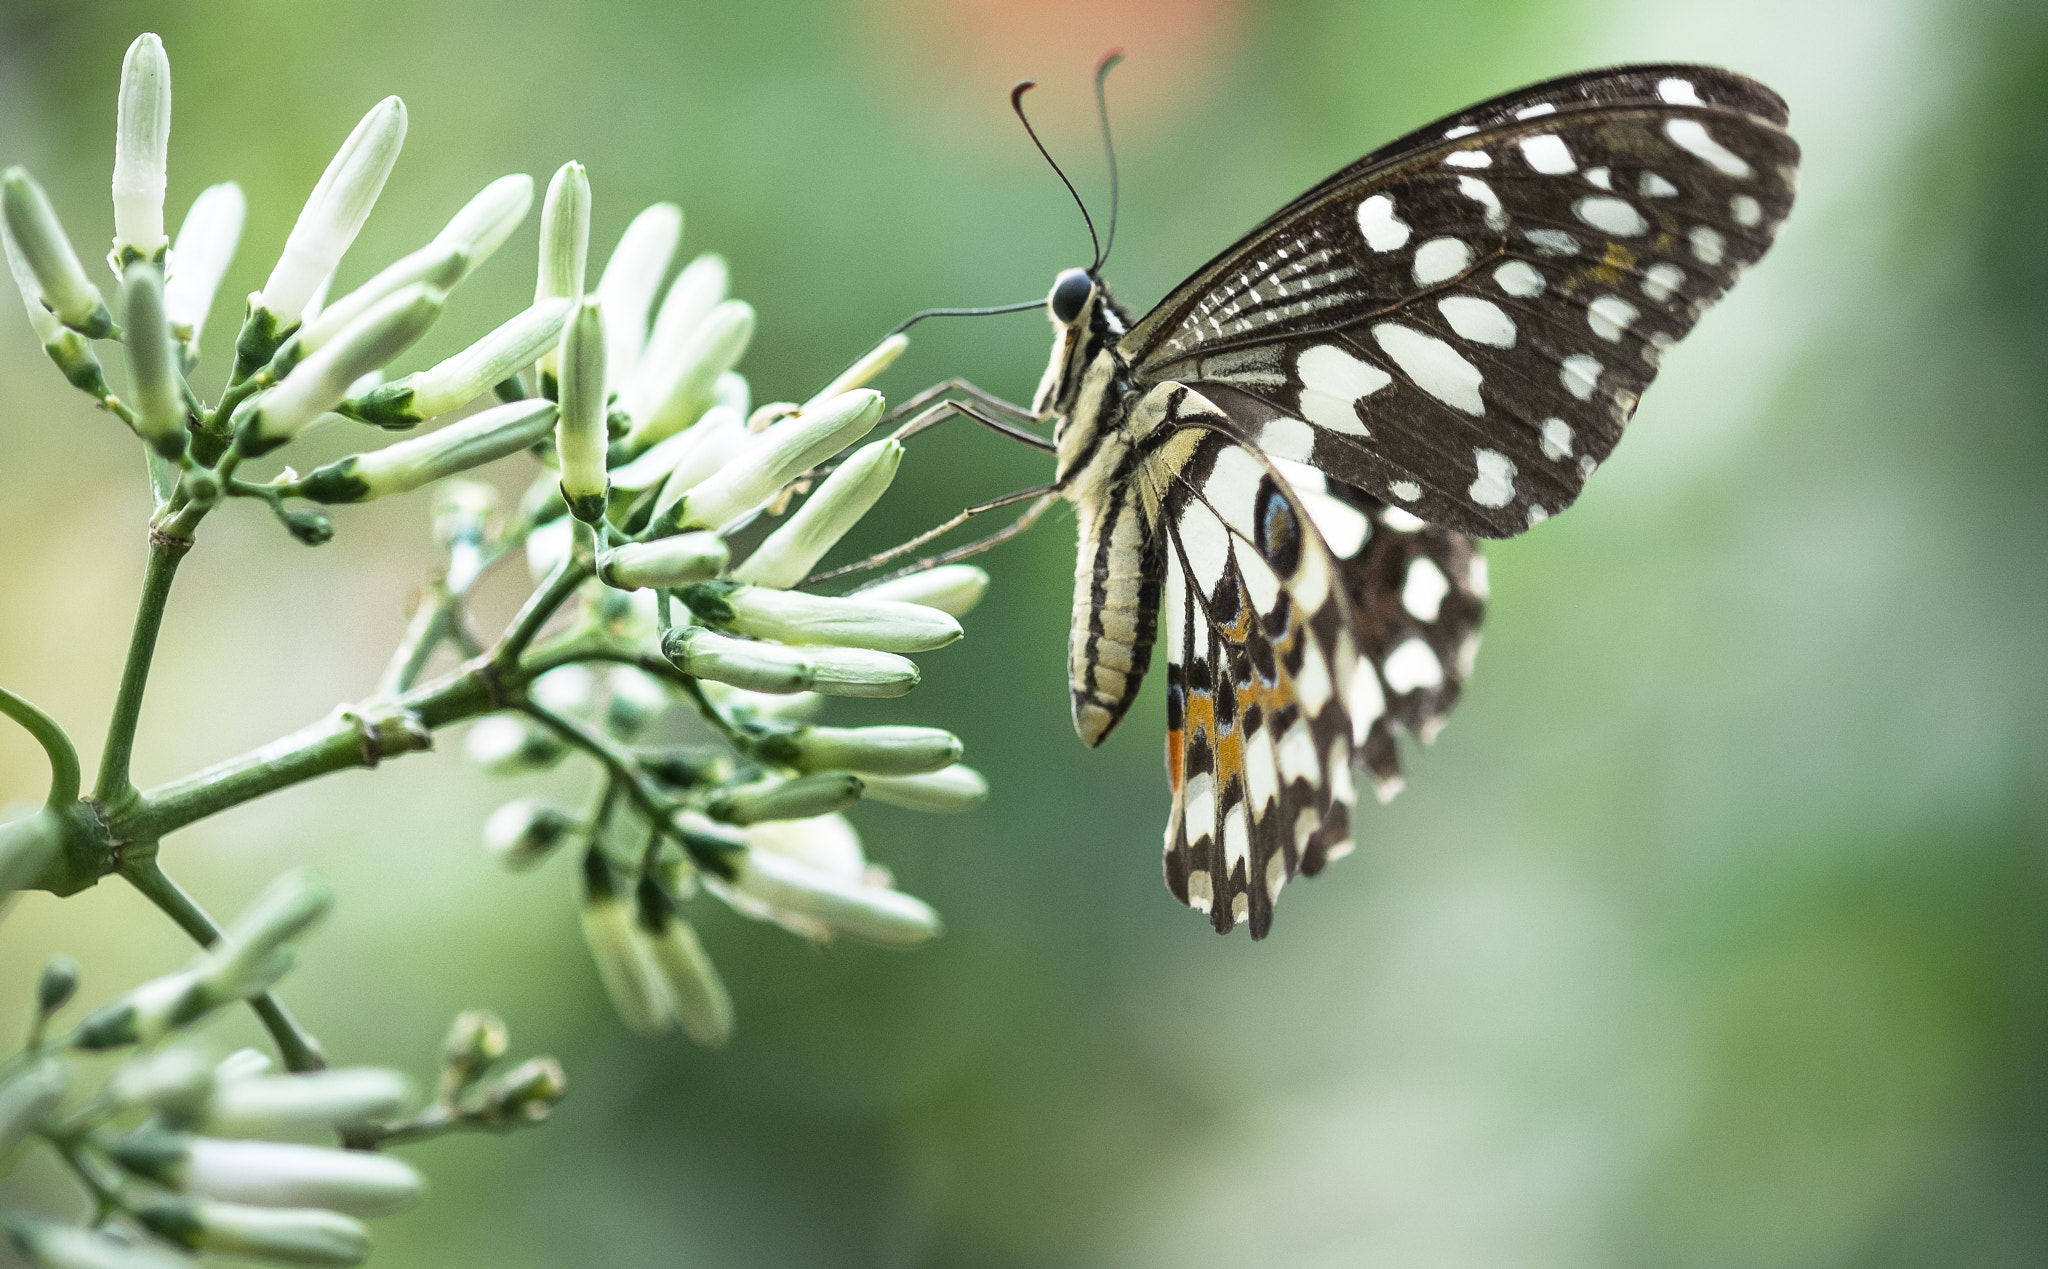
3;0;2046;1264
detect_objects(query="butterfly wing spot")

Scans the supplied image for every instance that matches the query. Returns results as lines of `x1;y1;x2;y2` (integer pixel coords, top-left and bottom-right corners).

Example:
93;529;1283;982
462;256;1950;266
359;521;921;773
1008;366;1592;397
1456;176;1509;230
1641;262;1685;302
1664;118;1754;178
1587;295;1640;342
1639;171;1680;198
1519;133;1576;173
1466;554;1490;597
1527;505;1550;526
1257;415;1317;462
1573;195;1649;237
1357;194;1413;251
1444;150;1492;169
1494;260;1546;297
1731;194;1763;226
1467;448;1518;508
1372;323;1486;415
1385;491;1423;515
1401;556;1451;621
1438;296;1518;347
1295;344;1390;436
1515;102;1559;120
1561;353;1603;400
1413;236;1476;286
1690;225;1727;265
1583;166;1613;190
1657;77;1703;105
1383;637;1445;693
1527;228;1581;257
1540;417;1575;459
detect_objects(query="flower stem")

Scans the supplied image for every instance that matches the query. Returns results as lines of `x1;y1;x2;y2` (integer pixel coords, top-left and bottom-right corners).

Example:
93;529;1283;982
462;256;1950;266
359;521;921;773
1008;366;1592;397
0;684;81;807
91;532;189;811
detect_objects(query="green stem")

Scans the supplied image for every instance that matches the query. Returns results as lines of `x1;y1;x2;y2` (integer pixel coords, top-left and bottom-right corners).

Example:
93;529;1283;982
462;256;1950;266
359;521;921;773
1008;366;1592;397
92;534;189;811
119;858;327;1072
494;557;589;666
0;685;81;807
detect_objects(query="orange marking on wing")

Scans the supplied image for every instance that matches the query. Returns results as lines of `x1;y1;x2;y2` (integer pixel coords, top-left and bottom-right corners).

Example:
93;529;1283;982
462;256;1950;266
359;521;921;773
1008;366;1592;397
1166;729;1185;791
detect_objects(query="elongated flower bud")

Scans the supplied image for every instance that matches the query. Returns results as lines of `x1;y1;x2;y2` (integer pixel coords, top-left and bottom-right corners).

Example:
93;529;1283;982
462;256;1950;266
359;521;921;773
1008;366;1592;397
212;869;333;995
3;168;114;337
556;298;607;519
800;333;908;412
122;262;188;459
0;1059;66;1161
3;221;108;399
204;1069;410;1136
111;34;172;266
36;954;79;1017
709;772;864;825
297;398;555;504
596;532;727;590
801;644;925;697
681;580;960;653
621;252;726;419
255;96;407;325
858;764;989;812
760;725;962;777
215;1049;272;1082
665;388;883;530
162;183;243;357
432;174;532;273
660;626;922;698
534;161;589;385
858;565;990;618
136;1198;370;1268
236;285;442;456
646;404;746;522
597;203;681;385
482;797;579;872
735;439;901;587
7;1218;190;1269
439;1009;508;1099
621;299;752;449
463;713;566;775
342;298;570;428
468;1056;567;1126
112;1134;423;1217
733;848;940;947
579;852;670;1035
279;242;464;375
108;1046;212;1119
635;878;732;1046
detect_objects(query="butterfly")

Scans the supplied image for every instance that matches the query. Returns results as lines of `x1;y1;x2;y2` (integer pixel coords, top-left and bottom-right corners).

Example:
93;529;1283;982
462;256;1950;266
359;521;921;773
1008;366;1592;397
874;62;1798;937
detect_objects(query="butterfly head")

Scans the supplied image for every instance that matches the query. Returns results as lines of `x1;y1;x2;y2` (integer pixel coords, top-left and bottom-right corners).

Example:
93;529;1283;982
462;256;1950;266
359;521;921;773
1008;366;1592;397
1033;267;1128;430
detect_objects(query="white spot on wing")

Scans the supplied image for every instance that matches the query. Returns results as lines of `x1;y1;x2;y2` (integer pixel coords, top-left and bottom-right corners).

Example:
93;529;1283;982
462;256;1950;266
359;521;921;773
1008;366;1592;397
1402;557;1451;621
1294;645;1333;714
1641;262;1685;302
1297;489;1370;558
1467;448;1516;508
1295;345;1391;437
1540;417;1574;460
1584;166;1612;190
1455;176;1507;230
1412;237;1474;286
1639;171;1679;198
1356;194;1412;251
1348;658;1385;739
1560;354;1602;400
1573;196;1648;236
1515;102;1557;119
1527;505;1550;527
1526;228;1579;257
1518;134;1576;174
1690;225;1726;265
1444;124;1479;139
1277;720;1317;782
1657;77;1702;105
1372;323;1485;415
1389;481;1421;503
1258;416;1316;462
1730;194;1763;226
1383;638;1445;693
1437;296;1516;347
1587;294;1639;341
1184;772;1214;842
1179;503;1230;594
1664;118;1754;178
1494;260;1545;297
1444;150;1491;169
1467;554;1490;598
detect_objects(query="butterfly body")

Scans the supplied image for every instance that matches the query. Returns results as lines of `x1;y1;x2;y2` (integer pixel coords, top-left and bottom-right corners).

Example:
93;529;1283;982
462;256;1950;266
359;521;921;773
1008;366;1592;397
926;63;1797;937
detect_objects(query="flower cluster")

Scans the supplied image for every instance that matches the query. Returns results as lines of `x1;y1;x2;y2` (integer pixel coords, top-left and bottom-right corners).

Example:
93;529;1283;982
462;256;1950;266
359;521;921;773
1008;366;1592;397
0;32;987;1052
0;872;563;1269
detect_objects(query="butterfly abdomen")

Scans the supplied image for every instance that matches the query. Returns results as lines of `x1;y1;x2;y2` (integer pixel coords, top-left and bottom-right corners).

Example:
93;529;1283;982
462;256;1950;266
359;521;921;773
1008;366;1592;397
1066;453;1165;748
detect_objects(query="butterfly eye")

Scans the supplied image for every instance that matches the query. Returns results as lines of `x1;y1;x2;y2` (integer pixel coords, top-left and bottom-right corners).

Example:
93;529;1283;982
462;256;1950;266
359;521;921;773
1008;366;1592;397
1049;269;1095;325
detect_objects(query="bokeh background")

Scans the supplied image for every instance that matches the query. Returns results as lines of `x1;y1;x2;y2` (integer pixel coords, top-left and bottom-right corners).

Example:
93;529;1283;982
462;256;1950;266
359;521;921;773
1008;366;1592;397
3;0;2046;1265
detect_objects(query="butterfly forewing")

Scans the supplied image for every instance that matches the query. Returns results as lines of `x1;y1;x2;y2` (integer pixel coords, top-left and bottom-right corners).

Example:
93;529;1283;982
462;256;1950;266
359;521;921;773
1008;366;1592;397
1122;85;1798;538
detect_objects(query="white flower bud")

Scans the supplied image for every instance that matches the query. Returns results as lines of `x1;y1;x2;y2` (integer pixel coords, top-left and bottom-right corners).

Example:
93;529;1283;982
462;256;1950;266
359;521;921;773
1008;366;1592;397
596;532;728;590
482;797;579;872
255;97;407;325
715;368;750;416
636;882;732;1047
298;398;556;504
603;667;672;738
162;183;244;353
801;644;926;697
597;203;682;387
3;217;60;343
740;814;865;879
769;725;962;777
710;772;864;825
9;1220;190;1269
622;299;753;450
121;262;188;459
237;284;442;456
645;404;746;521
735;439;901;588
534;161;589;384
204;1069;410;1136
215;1049;273;1082
732;848;940;948
144;1198;371;1268
431;173;533;273
681;580;960;653
858;764;989;812
344;297;571;427
180;1138;423;1217
0;1059;67;1161
666;388;883;530
111;34;173;265
621;252;726;420
661;626;922;698
555;297;608;519
283;242;464;371
209;868;333;995
108;1046;212;1117
800;333;908;413
857;565;991;618
3;168;114;337
579;854;670;1036
531;664;596;713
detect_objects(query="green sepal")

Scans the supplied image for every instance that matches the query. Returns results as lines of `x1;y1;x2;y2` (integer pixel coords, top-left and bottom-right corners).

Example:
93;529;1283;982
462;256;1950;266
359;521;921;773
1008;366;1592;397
337;383;422;430
676;580;739;627
297;460;372;505
46;331;110;399
283;509;336;546
563;487;607;525
104;1128;189;1183
231;302;291;382
132;1198;205;1249
493;372;529;403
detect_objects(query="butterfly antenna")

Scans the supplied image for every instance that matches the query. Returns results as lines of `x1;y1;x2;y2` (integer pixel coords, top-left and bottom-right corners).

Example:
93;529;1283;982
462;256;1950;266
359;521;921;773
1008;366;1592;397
1093;50;1125;267
887;298;1047;338
1011;80;1102;270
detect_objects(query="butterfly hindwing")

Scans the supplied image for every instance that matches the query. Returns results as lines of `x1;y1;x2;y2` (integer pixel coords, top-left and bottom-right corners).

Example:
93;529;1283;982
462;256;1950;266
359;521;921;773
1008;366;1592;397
1120;73;1799;539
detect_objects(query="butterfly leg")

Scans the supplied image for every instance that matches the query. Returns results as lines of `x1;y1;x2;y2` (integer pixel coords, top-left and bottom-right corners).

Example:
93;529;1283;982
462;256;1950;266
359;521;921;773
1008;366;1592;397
885;379;1055;453
806;484;1060;585
850;492;1062;588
